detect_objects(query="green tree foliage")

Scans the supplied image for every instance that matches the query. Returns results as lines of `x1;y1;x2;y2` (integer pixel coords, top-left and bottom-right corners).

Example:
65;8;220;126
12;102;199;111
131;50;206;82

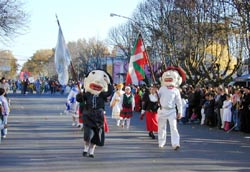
0;50;18;78
21;49;54;78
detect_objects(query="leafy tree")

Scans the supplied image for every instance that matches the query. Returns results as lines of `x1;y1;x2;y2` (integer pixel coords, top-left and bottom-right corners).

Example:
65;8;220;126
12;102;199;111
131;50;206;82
0;50;18;78
21;49;54;78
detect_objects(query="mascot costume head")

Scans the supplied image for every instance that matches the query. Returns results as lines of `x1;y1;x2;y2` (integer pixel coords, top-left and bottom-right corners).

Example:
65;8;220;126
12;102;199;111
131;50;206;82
84;69;113;95
160;66;186;87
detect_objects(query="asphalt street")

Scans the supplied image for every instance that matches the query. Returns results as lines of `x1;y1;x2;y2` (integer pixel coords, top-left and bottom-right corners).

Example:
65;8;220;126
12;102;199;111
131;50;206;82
0;93;250;172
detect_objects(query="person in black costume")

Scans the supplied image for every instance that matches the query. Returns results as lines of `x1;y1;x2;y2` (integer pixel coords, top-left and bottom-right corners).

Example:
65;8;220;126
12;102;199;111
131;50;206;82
76;70;113;158
240;87;250;133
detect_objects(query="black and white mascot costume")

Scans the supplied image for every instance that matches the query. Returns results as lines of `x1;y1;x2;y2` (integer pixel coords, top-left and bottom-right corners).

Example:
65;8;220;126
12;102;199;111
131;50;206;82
157;66;186;150
76;69;113;158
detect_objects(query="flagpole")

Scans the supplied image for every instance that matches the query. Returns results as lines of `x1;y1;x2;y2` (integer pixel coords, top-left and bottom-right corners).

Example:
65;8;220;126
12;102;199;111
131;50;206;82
55;15;81;90
139;33;157;84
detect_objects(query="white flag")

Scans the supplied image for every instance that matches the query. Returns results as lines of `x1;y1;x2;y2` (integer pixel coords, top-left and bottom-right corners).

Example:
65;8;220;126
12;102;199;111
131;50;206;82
54;23;71;85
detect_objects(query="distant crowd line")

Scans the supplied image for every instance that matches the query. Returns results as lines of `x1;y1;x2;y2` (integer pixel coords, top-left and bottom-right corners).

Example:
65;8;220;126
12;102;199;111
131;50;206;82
0;77;76;95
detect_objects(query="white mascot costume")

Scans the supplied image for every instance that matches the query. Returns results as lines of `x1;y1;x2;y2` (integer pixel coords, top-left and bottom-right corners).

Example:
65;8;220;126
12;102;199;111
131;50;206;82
157;66;186;150
76;69;113;158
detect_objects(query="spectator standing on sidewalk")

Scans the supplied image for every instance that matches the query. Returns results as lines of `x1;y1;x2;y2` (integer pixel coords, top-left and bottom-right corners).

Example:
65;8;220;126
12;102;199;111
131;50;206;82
241;87;250;133
214;87;226;129
222;94;233;131
0;88;10;139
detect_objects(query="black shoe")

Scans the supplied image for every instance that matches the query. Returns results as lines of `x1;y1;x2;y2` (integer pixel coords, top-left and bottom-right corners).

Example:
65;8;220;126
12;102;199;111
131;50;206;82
174;146;180;151
151;133;156;139
89;154;94;158
82;151;88;157
148;132;153;137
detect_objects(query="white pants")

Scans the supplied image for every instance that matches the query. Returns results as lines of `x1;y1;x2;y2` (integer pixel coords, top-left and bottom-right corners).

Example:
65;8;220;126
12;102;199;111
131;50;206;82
158;109;180;147
201;108;205;125
120;118;131;129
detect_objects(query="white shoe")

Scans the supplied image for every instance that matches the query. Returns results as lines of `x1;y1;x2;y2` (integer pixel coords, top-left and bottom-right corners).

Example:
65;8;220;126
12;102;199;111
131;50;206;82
72;122;76;127
2;135;6;138
159;145;164;148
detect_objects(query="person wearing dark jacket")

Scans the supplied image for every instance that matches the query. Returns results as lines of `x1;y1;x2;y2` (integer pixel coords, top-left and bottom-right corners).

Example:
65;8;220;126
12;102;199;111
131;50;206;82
140;85;159;139
76;70;113;158
240;87;250;133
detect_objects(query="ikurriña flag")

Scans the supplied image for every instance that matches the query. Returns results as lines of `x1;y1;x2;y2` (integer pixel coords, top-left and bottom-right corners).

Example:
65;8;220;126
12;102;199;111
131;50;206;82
54;17;71;85
125;34;148;85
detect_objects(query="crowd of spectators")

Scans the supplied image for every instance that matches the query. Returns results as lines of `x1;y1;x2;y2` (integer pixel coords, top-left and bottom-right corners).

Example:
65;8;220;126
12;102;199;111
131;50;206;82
179;84;250;133
116;83;250;134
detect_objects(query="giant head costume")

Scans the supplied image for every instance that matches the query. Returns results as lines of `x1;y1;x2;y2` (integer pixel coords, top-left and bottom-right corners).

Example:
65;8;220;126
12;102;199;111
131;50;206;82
160;66;186;87
84;69;113;95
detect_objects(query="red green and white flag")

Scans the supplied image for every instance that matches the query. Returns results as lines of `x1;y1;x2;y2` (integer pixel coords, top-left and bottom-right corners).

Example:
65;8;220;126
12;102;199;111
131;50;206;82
126;34;148;85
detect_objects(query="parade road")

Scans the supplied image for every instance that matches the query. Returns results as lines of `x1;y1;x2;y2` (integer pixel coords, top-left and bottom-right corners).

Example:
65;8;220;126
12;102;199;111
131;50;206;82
0;93;250;172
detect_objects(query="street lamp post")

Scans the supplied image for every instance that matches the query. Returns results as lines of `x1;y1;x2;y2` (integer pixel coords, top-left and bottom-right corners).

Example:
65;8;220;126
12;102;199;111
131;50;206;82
110;12;157;84
110;13;141;32
110;13;137;24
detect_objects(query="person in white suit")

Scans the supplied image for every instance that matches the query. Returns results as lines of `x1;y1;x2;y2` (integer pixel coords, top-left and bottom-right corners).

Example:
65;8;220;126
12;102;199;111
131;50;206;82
157;66;186;150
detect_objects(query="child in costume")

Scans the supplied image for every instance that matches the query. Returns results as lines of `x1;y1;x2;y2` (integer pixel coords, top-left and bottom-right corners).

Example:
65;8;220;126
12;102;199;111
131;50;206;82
110;83;124;126
140;84;159;139
76;69;113;158
65;84;80;127
157;66;185;150
119;86;135;129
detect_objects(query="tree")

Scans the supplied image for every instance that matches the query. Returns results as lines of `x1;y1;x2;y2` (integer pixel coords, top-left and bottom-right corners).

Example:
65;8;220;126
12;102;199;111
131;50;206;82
108;0;245;86
0;50;18;78
232;0;250;73
21;49;54;78
67;37;111;79
108;23;137;60
0;0;29;42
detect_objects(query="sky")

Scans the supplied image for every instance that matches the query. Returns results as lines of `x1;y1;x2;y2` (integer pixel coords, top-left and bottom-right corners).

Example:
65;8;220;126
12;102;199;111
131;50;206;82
0;0;142;67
